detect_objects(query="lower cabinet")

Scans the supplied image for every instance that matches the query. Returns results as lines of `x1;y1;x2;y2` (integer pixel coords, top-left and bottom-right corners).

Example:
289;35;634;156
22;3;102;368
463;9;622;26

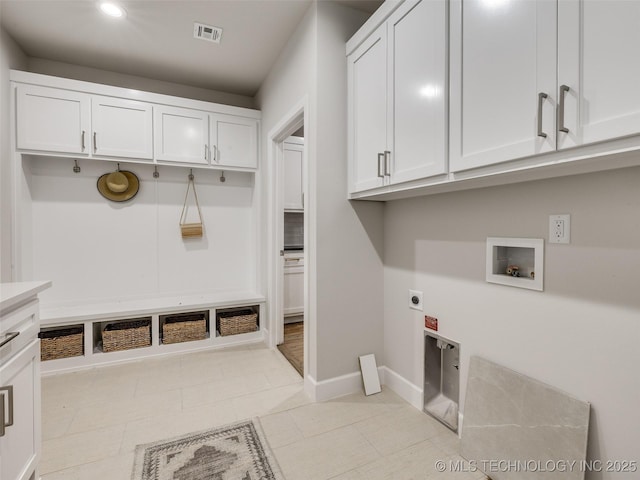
283;255;304;317
0;340;40;480
1;283;48;480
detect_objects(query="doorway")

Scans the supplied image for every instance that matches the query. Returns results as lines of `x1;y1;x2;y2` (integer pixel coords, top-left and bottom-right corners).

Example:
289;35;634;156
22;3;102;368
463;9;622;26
267;99;309;381
278;130;305;375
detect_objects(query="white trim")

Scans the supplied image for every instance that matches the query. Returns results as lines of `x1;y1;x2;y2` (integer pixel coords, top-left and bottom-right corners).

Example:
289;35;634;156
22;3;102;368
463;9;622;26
380;366;423;410
345;0;404;55
304;374;318;401
304;370;366;402
303;366;424;410
265;96;310;384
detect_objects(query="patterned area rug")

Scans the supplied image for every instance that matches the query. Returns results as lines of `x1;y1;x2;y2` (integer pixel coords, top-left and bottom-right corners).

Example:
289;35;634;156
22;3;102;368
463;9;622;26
131;419;285;480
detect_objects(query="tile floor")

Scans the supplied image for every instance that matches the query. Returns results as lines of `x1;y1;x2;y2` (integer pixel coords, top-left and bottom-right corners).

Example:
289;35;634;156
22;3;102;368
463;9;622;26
41;343;485;480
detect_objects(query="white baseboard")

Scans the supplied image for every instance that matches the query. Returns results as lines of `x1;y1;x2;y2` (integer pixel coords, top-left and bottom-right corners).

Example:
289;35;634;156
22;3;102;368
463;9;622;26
379;366;423;410
304;370;373;402
304;365;424;409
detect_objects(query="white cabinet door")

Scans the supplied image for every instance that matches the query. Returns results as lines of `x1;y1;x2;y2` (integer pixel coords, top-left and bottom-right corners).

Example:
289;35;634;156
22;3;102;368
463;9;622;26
91;96;153;159
209;114;258;169
348;23;388;193
283;138;304;211
558;0;640;150
450;0;556;172
154;106;209;165
388;0;447;184
0;340;40;480
283;256;304;316
16;85;90;155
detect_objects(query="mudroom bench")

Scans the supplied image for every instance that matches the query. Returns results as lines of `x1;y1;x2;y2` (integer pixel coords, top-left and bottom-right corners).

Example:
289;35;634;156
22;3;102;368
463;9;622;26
38;291;266;374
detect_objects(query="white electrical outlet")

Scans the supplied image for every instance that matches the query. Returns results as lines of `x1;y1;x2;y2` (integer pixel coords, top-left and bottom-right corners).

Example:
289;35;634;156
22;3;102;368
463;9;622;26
409;290;423;311
549;214;570;244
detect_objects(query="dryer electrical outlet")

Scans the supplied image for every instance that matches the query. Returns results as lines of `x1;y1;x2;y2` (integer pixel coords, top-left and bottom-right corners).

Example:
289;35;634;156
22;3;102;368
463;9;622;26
409;290;423;311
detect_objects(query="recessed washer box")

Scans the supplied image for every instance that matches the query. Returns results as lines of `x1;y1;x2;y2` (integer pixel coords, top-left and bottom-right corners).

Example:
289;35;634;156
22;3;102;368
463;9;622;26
486;237;544;291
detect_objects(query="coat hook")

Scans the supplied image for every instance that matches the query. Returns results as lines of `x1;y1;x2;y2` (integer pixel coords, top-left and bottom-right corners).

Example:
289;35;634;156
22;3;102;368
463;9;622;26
73;159;81;174
153;166;159;179
188;168;194;181
220;170;226;183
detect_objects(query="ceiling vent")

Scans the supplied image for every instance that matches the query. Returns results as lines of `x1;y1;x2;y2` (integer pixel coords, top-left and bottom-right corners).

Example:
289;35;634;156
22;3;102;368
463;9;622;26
193;22;223;44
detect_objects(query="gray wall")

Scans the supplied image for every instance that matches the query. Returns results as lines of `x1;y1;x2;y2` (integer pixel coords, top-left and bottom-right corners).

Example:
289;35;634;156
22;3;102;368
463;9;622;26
27;57;255;109
383;166;640;479
1;27;27;282
314;1;384;380
256;1;384;382
255;1;318;376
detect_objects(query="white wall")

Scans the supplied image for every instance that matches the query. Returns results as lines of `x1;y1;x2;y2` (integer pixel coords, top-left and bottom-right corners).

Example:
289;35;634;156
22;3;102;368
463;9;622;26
22;157;255;306
0;26;27;281
27;57;255;109
256;1;384;383
383;166;640;480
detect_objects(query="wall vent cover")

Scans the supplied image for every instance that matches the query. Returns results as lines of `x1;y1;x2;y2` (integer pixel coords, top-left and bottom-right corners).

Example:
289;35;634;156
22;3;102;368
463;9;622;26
193;22;223;43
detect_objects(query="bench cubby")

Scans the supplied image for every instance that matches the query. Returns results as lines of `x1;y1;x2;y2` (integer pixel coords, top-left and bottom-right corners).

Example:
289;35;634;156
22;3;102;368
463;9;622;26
38;292;265;374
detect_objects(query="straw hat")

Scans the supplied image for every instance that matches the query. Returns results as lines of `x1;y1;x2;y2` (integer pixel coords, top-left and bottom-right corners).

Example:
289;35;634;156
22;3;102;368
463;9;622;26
97;170;139;202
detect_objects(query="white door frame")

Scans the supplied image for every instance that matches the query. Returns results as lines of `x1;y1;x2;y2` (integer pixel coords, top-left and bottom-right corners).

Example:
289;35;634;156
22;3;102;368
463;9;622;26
266;98;309;371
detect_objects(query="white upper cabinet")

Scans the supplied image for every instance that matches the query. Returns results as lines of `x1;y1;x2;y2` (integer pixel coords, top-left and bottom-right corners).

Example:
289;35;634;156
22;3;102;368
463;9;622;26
154;105;209;165
16;85;91;155
91;96;153;160
283;137;304;211
348;23;388;193
209;113;258;169
348;0;447;194
449;0;557;172
451;0;640;173
12;72;260;172
558;0;640;150
388;0;447;184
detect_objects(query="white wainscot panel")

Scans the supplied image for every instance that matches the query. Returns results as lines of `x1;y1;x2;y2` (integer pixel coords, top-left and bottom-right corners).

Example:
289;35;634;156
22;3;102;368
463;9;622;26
28;158;158;305
156;168;256;295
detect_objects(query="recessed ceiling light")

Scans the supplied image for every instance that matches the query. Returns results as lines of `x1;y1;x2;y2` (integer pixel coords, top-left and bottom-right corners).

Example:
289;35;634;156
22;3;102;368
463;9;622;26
99;2;126;18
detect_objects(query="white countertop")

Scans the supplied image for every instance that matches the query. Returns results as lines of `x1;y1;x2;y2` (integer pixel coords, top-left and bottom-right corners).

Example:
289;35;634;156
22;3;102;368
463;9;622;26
0;281;52;313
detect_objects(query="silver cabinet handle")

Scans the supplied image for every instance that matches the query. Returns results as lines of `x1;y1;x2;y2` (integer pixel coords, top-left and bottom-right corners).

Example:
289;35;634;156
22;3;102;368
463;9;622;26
0;331;19;348
537;92;548;138
0;391;4;437
93;132;97;151
0;385;14;437
559;84;570;133
81;130;86;151
205;144;208;161
384;150;391;176
377;153;384;178
213;145;217;162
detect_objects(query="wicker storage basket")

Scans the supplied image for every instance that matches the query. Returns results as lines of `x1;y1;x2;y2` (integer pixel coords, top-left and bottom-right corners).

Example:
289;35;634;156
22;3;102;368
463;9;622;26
102;318;151;352
218;308;258;336
162;313;207;344
39;326;84;361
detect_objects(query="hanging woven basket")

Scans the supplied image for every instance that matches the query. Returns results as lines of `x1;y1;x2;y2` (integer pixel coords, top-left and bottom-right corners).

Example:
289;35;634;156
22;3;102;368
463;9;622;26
180;172;204;238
